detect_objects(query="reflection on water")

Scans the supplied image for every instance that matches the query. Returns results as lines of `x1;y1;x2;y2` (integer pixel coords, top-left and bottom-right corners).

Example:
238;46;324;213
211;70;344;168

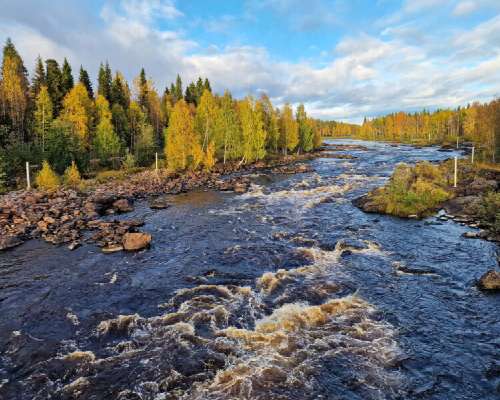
0;140;498;400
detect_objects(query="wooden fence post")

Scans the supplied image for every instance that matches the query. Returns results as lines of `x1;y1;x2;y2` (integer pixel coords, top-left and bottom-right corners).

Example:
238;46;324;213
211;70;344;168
26;162;31;190
454;156;458;188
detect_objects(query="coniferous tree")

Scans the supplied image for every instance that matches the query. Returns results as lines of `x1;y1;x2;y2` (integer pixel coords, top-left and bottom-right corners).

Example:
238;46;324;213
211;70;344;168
31;56;46;99
173;74;183;103
203;78;212;93
61;58;74;98
45;59;63;115
138;68;148;111
78;66;93;99
111;103;129;147
111;71;130;109
97;62;112;102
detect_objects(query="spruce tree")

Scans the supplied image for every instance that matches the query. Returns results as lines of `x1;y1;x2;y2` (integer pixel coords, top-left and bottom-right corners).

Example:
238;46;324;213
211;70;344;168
138;68;148;111
45;59;63;115
78;66;93;99
195;77;204;103
174;74;183;103
111;71;130;109
31;56;46;98
203;78;212;93
97;62;112;102
61;58;74;98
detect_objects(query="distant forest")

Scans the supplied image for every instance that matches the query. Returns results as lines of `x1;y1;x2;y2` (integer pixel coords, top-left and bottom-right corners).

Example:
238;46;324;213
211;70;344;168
318;101;500;163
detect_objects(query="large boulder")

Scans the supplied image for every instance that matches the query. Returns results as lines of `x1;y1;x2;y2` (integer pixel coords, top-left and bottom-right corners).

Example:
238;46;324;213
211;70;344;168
465;178;497;196
122;232;152;251
477;270;500;291
443;196;481;216
352;195;384;214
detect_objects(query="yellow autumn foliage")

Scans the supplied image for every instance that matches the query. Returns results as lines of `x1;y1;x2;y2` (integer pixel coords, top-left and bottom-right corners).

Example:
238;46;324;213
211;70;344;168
35;160;60;191
63;161;81;188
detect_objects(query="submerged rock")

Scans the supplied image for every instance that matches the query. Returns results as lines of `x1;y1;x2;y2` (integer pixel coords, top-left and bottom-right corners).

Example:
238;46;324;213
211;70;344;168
150;196;171;209
112;198;134;213
102;244;124;253
477;270;500;291
0;235;23;251
123;232;152;251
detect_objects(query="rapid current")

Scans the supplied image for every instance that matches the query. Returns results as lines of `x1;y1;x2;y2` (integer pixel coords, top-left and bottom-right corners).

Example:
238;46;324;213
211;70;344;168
0;140;498;399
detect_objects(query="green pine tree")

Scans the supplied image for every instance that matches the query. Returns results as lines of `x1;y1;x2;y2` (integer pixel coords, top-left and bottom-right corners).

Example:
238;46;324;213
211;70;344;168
61;58;74;98
31;56;46;98
45;59;63;115
78;66;93;99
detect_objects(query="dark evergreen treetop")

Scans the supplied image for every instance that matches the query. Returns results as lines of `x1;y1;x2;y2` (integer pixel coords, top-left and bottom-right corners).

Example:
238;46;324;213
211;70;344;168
45;59;63;115
61;58;74;98
97;62;112;102
138;68;148;110
79;66;94;99
31;56;46;98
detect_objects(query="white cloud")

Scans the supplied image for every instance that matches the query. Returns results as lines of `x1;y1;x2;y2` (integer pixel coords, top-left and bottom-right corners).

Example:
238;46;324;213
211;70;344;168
453;1;479;16
0;0;499;122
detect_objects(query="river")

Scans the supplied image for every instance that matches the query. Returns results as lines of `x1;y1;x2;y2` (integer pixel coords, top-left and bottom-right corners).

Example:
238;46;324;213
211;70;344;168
0;140;498;399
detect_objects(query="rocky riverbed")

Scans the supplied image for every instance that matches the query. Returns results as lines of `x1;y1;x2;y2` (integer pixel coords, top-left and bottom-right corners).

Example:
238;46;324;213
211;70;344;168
0;153;318;253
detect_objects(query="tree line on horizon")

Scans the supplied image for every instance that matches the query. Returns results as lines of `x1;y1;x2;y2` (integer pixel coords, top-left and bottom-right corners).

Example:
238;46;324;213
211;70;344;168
0;38;322;191
319;102;500;164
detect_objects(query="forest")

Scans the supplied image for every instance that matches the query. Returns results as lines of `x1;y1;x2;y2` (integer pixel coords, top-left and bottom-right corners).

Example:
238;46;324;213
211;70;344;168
0;38;323;192
320;102;500;164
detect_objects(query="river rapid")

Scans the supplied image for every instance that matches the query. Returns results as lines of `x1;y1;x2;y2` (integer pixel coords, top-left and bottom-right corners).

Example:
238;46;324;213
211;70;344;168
0;140;498;400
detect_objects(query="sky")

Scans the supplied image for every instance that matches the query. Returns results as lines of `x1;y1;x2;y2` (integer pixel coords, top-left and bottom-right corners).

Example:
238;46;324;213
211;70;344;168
1;0;500;123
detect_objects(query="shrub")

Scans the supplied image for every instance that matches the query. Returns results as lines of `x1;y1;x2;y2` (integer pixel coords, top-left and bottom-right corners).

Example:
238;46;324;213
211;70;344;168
63;161;82;188
35;160;60;191
122;152;136;170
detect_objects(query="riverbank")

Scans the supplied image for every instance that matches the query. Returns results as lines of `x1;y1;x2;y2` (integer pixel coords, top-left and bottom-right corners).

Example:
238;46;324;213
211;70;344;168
0;152;318;253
